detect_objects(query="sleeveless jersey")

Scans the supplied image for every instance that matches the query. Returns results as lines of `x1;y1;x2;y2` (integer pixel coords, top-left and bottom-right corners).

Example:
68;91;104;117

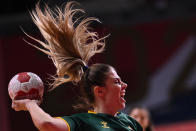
57;111;143;131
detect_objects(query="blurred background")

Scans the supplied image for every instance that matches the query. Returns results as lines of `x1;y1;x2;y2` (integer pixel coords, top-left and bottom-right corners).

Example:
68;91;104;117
1;0;196;131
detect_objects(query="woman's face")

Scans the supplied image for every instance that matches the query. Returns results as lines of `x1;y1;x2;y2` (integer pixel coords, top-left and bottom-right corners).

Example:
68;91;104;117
103;68;127;112
130;108;150;130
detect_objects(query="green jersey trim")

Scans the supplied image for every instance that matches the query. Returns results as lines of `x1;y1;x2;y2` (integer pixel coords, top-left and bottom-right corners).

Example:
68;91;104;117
55;117;71;131
88;110;96;114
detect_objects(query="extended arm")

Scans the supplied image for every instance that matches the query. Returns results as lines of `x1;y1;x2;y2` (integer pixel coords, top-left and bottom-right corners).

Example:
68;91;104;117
12;99;68;131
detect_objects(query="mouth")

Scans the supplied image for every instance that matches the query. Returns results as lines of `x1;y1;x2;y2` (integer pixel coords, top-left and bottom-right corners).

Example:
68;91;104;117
120;91;126;102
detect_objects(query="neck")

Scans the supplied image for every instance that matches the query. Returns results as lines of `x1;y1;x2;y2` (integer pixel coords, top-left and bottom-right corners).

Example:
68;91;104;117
93;106;118;116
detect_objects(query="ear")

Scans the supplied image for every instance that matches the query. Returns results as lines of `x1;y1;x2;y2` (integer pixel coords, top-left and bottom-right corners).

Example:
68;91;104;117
94;86;105;97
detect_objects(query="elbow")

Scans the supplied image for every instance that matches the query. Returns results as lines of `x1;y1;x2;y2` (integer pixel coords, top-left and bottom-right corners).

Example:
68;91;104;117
38;121;55;131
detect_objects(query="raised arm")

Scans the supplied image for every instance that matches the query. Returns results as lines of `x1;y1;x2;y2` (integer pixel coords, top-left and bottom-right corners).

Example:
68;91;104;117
12;99;68;131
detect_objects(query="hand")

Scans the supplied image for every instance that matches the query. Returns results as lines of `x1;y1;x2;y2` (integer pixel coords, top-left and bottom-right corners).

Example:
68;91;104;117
12;99;41;111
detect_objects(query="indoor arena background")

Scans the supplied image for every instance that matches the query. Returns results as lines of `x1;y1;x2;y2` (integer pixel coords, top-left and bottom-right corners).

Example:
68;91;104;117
0;0;196;131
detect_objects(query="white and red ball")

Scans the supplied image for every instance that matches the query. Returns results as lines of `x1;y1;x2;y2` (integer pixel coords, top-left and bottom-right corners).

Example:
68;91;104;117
8;72;44;100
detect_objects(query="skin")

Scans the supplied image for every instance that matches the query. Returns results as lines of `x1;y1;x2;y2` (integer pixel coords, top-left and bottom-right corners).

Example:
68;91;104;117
11;67;127;130
130;108;150;131
94;67;127;116
12;99;67;131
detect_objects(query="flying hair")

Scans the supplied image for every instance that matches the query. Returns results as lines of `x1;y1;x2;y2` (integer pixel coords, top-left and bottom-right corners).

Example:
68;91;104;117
25;1;108;90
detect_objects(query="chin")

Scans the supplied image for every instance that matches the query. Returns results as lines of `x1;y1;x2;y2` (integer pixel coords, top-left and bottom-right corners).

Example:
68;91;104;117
122;103;126;109
118;103;126;110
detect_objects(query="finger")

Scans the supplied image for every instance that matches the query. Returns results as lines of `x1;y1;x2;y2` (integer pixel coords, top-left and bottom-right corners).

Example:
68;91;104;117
12;100;20;107
15;108;20;111
12;103;20;111
12;100;24;111
37;100;42;105
12;102;16;109
13;99;28;102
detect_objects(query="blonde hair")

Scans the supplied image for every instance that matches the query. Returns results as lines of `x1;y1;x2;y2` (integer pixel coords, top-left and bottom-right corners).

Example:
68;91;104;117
26;1;107;89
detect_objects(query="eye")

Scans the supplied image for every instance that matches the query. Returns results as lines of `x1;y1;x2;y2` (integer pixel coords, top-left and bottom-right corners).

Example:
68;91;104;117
114;79;121;84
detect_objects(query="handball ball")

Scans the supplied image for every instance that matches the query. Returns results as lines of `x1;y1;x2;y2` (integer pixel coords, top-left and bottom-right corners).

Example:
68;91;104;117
8;72;44;100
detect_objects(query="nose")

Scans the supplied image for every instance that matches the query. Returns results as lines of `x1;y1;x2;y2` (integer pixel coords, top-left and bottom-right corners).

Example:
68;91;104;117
121;81;127;89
